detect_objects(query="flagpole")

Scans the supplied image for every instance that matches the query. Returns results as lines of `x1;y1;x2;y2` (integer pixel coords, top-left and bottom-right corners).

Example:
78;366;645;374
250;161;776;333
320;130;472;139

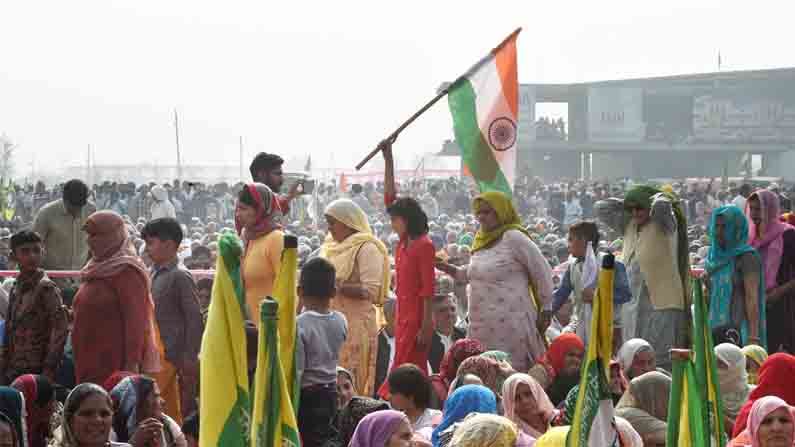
355;27;522;171
174;109;182;180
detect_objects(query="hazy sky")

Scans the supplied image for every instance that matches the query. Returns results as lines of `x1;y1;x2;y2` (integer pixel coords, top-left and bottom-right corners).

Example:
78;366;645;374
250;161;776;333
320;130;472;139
2;0;794;178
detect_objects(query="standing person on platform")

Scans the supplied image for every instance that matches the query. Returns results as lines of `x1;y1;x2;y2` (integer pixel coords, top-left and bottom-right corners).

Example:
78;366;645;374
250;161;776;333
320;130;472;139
249;152;300;223
142;218;204;423
235;183;285;326
747;189;795;354
379;142;435;399
72;211;161;387
437;191;553;372
320;198;390;397
33;179;96;271
0;231;68;385
622;186;689;372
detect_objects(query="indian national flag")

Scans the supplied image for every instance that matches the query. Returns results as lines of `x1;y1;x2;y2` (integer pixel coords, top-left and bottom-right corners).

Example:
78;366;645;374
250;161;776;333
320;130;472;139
566;254;618;446
200;233;250;446
666;278;726;446
448;29;520;196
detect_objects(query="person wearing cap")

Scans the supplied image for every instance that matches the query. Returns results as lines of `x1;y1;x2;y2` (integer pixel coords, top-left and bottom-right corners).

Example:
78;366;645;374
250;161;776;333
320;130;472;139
33;179;96;271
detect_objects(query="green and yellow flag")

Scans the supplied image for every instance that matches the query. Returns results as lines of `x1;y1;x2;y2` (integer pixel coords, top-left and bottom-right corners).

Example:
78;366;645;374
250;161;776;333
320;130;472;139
200;233;250;446
250;299;301;447
666;278;726;446
566;253;617;446
272;235;301;411
250;236;301;447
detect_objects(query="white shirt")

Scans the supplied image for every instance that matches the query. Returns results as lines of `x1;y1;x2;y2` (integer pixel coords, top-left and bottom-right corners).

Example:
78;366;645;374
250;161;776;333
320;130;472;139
733;195;747;211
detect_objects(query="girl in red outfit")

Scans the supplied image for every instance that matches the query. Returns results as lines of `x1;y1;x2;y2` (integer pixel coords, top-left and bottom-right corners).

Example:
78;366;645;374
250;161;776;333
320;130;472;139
378;142;435;399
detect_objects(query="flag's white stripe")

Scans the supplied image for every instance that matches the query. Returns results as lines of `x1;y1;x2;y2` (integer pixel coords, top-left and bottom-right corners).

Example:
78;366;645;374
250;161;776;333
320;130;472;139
467;55;516;188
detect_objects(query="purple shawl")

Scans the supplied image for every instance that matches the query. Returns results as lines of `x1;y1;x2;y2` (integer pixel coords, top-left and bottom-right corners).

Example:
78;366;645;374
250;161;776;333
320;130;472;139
349;410;409;447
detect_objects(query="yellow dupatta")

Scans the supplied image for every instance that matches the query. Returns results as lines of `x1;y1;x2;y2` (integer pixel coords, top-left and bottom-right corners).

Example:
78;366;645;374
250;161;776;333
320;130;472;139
320;199;391;305
472;191;541;311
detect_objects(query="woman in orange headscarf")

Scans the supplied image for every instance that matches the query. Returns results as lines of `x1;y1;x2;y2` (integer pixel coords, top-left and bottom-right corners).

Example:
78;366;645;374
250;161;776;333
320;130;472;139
528;333;585;406
72;211;161;387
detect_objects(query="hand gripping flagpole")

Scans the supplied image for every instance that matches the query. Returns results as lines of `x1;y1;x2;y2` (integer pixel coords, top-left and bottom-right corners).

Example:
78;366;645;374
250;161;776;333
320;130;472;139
355;27;522;171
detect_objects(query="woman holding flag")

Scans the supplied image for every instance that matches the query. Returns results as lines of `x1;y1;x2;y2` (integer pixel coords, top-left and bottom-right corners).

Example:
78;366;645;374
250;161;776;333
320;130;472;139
379;142;435;399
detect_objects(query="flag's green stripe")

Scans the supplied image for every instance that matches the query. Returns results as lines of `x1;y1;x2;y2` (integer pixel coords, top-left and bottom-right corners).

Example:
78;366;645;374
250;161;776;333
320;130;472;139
218;234;249;320
448;79;512;196
566;360;609;446
217;390;250;446
281;424;301;447
263;322;282;446
692;278;726;445
666;359;686;446
684;362;708;447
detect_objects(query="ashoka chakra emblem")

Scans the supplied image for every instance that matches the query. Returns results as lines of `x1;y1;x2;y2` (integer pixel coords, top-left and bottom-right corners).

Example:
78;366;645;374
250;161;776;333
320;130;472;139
488;117;517;152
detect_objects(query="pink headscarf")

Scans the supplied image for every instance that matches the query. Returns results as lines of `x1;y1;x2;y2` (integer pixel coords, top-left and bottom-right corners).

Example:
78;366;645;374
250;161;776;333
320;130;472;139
502;373;556;439
747;396;795;447
747;190;793;290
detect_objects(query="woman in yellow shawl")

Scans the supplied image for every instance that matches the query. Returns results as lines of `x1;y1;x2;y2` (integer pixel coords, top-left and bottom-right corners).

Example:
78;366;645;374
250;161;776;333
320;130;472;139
437;191;553;372
321;198;391;396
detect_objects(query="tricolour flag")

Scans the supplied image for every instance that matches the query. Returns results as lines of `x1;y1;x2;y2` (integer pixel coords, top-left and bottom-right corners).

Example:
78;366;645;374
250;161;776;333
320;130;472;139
566;254;618;446
666;278;726;447
200;233;250;446
447;28;520;197
250;235;301;446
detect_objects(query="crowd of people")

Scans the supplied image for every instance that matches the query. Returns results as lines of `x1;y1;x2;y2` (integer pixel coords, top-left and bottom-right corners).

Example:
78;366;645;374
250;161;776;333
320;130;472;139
0;144;792;446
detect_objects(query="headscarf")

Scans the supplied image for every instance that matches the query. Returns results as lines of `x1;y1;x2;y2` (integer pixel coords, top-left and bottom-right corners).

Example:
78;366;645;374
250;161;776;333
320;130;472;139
10;375;53;447
533;426;569;447
431;384;497;447
102;371;137;393
349;410;409;447
448;414;518;447
80;211;162;375
747;189;793;290
715;343;753;419
110;375;161;444
706;206;767;347
0;387;26;447
439;339;485;386
320;199;391;305
617;338;653;379
502;373;555;439
615;371;671;440
742;344;769;385
335;397;390;447
623;185;660;211
456;356;504;397
235;183;281;248
55;384;111;447
747;396;795;447
471;192;530;253
537;333;585;381
481;351;512;364
733;353;795;437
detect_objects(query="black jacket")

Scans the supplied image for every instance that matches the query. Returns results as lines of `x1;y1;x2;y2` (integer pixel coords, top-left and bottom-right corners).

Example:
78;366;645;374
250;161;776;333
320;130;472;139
429;327;466;374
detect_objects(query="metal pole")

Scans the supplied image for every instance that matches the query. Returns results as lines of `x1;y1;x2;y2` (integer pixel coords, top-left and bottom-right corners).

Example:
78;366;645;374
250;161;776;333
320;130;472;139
174;109;182;180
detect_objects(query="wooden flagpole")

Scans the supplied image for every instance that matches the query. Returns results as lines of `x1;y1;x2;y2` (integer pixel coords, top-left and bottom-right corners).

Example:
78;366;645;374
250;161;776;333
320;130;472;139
355;27;521;171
